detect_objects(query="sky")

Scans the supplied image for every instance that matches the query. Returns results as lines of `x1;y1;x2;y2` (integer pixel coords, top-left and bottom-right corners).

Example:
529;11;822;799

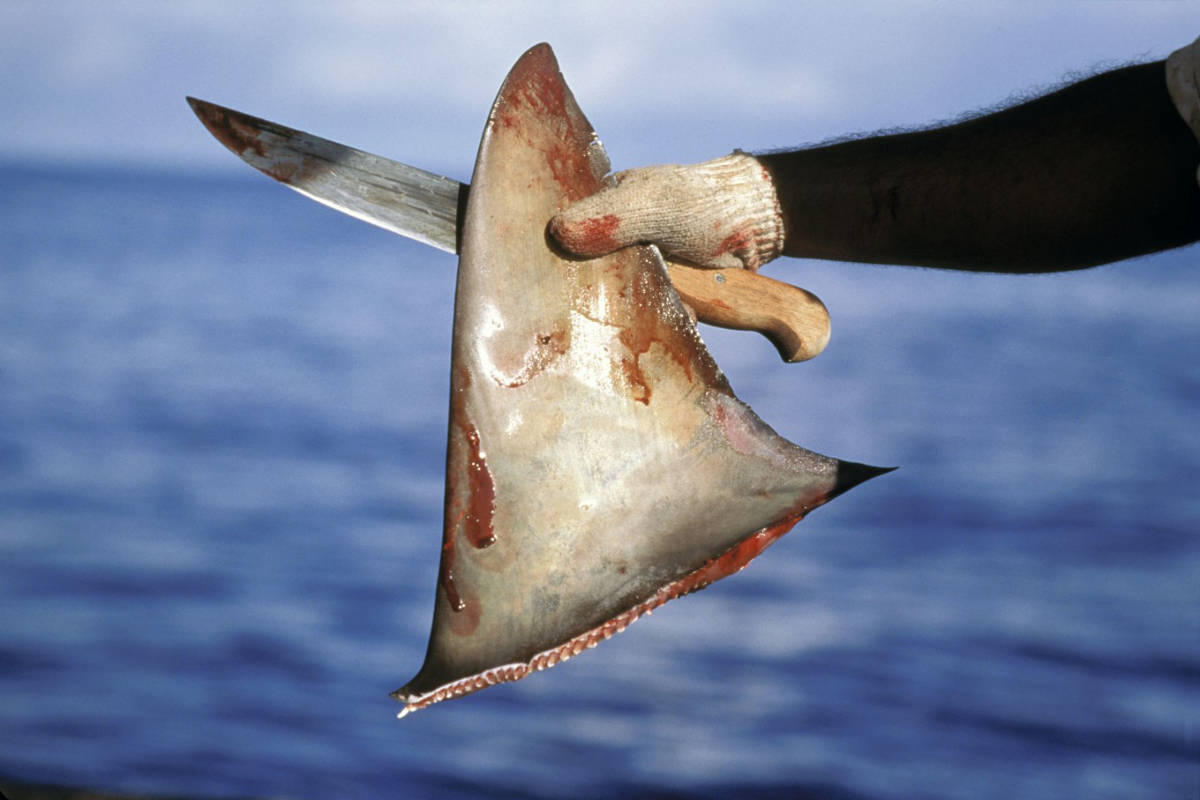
2;2;1198;179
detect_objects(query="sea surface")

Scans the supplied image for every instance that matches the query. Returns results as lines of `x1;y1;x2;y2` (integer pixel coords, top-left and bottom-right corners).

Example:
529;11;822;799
1;163;1197;799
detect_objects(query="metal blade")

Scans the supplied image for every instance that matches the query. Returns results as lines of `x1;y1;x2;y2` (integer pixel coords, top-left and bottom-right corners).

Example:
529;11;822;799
186;97;466;254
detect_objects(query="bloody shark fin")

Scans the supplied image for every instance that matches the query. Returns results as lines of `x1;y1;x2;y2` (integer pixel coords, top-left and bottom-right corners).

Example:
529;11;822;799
392;43;888;716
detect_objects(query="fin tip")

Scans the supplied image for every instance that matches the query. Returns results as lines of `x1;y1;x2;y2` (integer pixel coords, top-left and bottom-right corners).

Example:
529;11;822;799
830;460;896;500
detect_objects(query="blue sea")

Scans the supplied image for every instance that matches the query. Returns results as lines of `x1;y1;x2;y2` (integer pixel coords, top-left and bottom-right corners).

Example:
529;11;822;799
1;162;1197;799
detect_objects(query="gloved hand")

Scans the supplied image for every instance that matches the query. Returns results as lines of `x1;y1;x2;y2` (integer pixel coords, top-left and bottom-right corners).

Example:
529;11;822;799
549;151;786;270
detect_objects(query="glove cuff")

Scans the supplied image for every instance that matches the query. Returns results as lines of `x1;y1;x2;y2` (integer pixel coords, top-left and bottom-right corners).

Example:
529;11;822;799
692;151;786;269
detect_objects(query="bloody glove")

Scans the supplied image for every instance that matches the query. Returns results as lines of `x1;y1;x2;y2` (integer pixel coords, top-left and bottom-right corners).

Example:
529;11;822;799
549;151;785;270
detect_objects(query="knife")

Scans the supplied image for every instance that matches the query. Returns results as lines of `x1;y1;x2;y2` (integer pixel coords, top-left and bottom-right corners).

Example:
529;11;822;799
186;97;830;362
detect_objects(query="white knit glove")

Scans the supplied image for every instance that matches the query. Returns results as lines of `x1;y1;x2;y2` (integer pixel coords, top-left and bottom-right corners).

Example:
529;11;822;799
549;151;785;270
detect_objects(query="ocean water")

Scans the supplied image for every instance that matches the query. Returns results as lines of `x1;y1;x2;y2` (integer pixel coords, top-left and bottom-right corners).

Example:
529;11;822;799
0;163;1197;799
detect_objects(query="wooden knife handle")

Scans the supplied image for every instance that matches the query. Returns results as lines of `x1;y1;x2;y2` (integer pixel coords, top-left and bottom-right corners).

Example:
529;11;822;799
665;262;831;363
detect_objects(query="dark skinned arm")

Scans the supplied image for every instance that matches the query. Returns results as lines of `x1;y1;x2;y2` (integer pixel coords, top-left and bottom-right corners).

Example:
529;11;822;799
759;60;1200;272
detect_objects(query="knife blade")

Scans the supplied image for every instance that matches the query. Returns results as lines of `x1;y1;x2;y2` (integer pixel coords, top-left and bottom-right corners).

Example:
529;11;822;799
186;97;829;362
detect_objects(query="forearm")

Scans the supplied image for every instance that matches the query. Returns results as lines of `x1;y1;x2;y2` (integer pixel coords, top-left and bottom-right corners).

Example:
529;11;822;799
759;60;1200;272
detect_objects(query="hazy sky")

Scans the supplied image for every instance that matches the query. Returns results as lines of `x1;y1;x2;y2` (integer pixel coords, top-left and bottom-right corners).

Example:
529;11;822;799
4;2;1198;177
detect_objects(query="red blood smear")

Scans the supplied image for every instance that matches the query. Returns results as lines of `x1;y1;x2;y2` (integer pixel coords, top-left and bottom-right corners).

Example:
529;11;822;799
437;422;496;616
462;425;496;549
437;362;495;623
713;229;750;260
558;214;621;255
501;44;599;203
438;538;465;612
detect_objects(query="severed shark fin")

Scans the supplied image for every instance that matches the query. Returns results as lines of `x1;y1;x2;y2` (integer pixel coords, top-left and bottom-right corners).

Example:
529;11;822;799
392;43;889;716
